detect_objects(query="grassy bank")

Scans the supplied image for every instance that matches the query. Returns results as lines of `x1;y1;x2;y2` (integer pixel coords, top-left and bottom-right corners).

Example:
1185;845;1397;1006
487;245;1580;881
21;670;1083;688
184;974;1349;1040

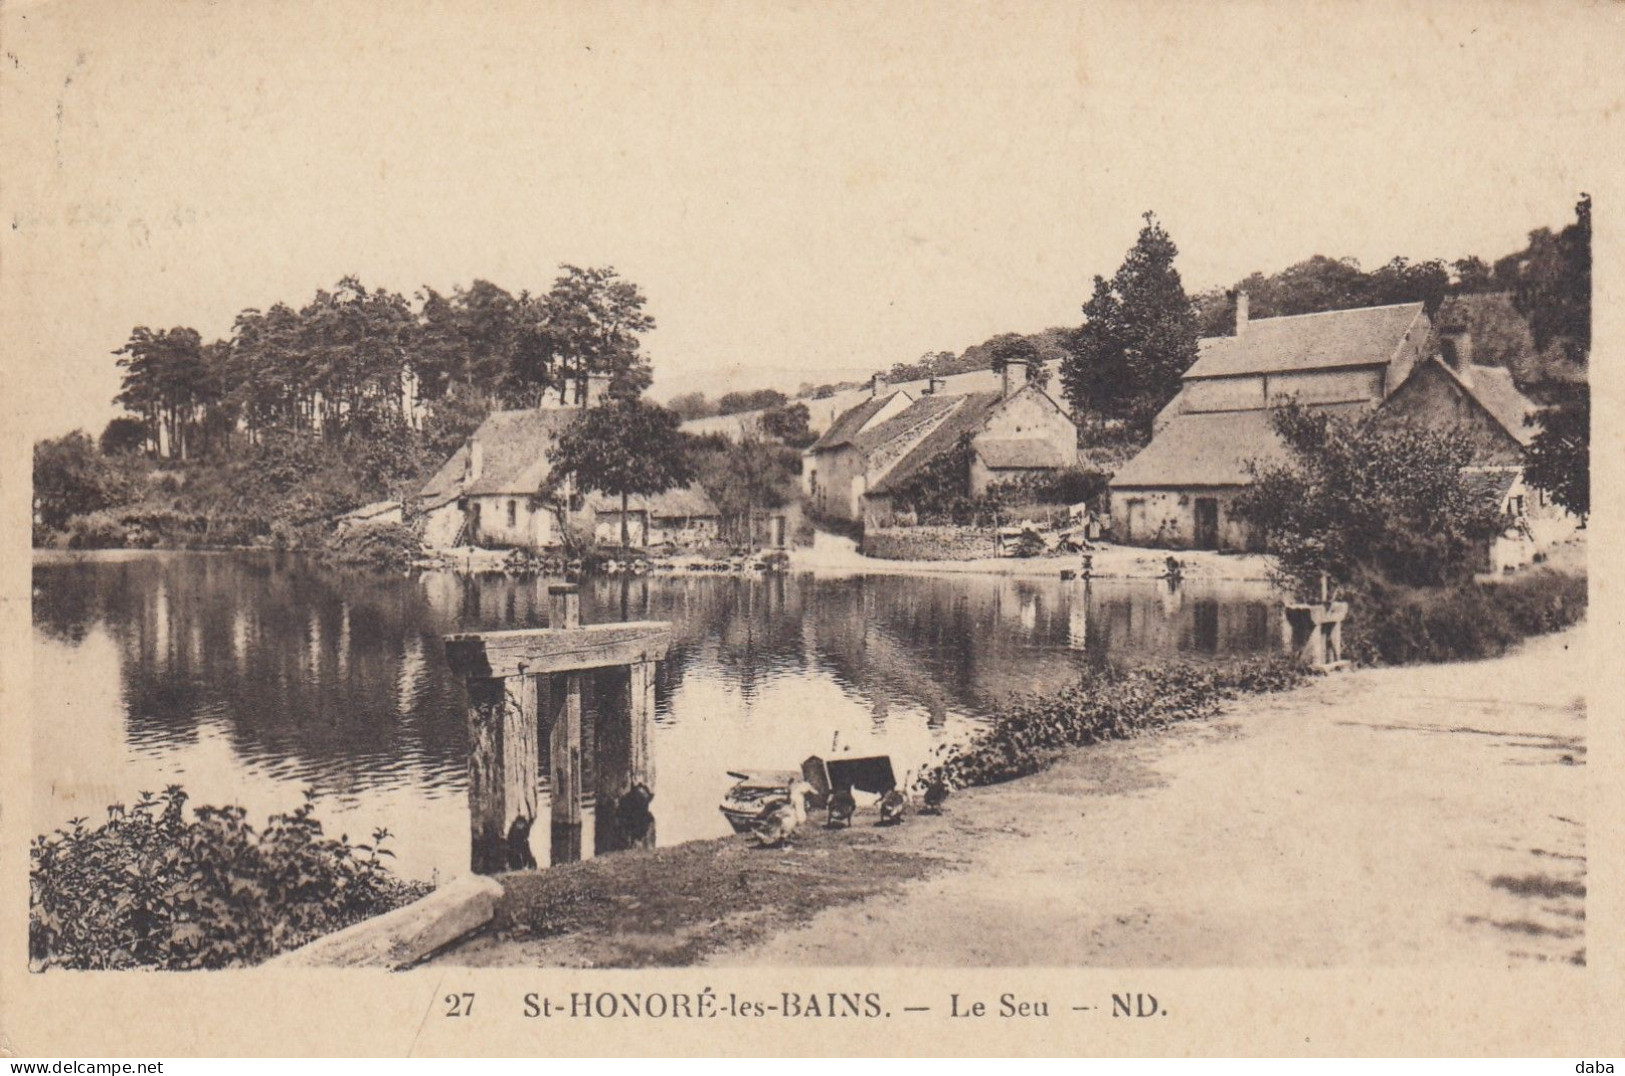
1344;567;1587;666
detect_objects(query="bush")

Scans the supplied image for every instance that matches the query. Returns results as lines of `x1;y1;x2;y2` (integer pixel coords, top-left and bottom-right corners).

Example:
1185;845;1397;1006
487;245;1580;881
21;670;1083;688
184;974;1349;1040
1344;569;1586;666
323;521;420;572
30;786;429;971
922;656;1308;792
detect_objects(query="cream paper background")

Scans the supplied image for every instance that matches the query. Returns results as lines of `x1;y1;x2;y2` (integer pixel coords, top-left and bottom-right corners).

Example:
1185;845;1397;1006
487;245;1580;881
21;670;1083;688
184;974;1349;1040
1;0;1620;1056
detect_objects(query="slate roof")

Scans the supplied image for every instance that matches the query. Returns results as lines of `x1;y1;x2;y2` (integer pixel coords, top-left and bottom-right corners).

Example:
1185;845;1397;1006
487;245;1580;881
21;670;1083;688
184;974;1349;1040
807;393;901;452
1184;302;1426;379
868;392;1005;496
1110;403;1369;489
975;437;1072;470
586;483;720;518
1464;468;1521;507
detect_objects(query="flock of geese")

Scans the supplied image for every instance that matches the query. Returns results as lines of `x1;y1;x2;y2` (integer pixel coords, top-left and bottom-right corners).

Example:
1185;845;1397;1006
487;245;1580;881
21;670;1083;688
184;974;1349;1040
748;766;951;849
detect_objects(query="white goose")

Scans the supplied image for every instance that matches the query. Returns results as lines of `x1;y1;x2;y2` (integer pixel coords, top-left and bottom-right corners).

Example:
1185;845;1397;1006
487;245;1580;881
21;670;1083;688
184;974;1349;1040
750;780;816;848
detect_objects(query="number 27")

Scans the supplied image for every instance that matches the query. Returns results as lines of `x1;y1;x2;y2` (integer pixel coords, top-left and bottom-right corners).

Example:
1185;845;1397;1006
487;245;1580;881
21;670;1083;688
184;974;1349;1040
445;992;476;1017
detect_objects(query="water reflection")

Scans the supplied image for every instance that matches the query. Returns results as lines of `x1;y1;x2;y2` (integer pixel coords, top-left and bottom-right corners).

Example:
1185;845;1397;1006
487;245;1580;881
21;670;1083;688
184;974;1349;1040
32;552;1281;880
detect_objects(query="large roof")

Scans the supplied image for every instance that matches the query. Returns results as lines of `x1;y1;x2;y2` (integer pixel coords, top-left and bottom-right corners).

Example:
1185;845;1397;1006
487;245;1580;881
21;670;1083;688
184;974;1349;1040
414;408;582;500
1184;302;1426;380
975;437;1072;470
808;392;902;452
868;392;1005;496
1110;403;1368;489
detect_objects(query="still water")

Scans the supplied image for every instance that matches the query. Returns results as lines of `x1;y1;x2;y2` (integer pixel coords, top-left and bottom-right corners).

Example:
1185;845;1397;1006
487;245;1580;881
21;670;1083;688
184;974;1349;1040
32;551;1282;879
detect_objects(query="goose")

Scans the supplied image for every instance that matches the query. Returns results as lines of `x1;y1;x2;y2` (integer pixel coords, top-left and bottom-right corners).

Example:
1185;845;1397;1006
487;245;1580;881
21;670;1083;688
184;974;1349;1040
615;781;656;842
827;785;857;828
877;780;907;826
750;780;815;849
921;774;951;815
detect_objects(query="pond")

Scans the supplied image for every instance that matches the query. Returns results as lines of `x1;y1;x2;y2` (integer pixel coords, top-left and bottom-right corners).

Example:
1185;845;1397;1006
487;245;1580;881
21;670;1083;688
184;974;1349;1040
31;551;1283;880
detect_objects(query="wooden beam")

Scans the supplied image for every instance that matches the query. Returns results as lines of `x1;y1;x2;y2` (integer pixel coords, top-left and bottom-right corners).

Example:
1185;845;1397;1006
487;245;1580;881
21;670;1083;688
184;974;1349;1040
444;622;671;678
465;676;542;874
547;669;584;864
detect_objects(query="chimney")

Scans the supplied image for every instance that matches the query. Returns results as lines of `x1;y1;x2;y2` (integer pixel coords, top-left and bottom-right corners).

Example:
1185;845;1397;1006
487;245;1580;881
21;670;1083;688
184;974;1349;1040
1235;290;1250;335
1440;327;1473;385
871;374;888;398
582;372;612;408
466;437;484;482
926;377;947;395
1001;359;1028;399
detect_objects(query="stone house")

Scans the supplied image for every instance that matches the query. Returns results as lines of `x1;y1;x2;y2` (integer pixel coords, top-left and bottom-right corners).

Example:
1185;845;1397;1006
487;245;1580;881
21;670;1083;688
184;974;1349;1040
861;363;1083;526
588;485;721;548
800;377;918;520
413;374;720;551
1110;298;1432;550
1109;296;1575;557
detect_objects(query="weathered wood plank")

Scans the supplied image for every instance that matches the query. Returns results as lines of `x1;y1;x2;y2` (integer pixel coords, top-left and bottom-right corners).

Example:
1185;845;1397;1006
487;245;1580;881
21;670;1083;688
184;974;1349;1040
548;669;584;864
445;622;671;678
465;677;508;875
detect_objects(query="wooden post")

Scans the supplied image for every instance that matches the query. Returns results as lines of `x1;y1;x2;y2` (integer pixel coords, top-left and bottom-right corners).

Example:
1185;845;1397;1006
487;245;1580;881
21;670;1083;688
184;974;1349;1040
464;672;539;875
549;583;580;630
444;602;669;872
547;669;584;864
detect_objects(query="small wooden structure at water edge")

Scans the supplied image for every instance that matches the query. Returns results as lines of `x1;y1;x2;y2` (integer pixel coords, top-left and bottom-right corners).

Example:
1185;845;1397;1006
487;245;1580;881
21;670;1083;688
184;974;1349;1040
443;584;671;873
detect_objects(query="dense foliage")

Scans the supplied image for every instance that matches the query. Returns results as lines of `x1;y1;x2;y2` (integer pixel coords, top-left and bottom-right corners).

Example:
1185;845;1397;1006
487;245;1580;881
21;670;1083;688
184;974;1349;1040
1232;403;1505;596
689;428;801;547
1345;569;1586;666
32;431;142;537
1060;212;1200;434
922;657;1308;792
30;786;428;971
1524;385;1590;520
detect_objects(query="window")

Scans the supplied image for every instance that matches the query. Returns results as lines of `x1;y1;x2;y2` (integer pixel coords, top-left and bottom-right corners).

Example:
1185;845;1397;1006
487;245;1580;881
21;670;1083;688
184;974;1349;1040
507;500;517;527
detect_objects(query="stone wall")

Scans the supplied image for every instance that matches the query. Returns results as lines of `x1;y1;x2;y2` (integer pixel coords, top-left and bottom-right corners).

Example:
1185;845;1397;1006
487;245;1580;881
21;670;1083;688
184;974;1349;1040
863;524;995;561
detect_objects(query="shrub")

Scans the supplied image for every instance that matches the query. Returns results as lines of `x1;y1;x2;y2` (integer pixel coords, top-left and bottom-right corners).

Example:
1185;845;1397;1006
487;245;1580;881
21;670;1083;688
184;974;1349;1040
1344;569;1586;666
323;521;420;572
30;786;429;971
922;656;1308;792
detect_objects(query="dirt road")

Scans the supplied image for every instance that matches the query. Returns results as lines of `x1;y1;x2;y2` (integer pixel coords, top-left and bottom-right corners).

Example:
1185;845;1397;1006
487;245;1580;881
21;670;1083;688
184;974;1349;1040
714;627;1587;967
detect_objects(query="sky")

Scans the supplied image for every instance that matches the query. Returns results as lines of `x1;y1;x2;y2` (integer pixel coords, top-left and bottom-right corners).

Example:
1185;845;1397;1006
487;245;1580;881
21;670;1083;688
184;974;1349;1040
2;0;1618;442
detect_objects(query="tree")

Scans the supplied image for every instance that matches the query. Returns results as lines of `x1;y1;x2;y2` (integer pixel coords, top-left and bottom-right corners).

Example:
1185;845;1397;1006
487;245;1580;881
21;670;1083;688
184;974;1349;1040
99;417;150;456
986;333;1050;391
1452;256;1495;294
113;325;218;459
1524;386;1589;519
666;391;717;420
1231;402;1504;595
548;397;693;548
715;388;787;415
1059;212;1198;432
1512;193;1591;364
759;401;814;448
691;427;797;549
522;266;656;407
34;431;137;534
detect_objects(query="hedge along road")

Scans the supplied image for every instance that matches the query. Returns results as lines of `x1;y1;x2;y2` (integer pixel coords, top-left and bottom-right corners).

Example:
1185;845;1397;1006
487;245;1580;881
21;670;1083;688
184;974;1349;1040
712;624;1588;968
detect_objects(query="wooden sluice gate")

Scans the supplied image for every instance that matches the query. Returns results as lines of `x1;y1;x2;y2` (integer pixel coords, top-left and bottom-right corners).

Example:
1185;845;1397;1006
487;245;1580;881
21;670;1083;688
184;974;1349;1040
443;584;671;874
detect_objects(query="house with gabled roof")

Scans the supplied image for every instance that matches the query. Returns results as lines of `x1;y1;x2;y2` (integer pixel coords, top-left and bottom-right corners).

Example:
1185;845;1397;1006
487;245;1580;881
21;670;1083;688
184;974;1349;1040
1110;295;1570;556
413;374;719;550
806;361;1083;526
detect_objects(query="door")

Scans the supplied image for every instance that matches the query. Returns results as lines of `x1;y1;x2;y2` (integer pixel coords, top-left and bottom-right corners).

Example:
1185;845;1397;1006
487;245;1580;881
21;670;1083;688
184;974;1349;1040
1194;497;1220;550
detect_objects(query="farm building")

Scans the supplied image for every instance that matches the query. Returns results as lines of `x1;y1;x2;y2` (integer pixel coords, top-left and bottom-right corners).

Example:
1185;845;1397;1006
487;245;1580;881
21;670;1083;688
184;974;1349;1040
1110;298;1432;550
412;373;721;551
1109;295;1577;557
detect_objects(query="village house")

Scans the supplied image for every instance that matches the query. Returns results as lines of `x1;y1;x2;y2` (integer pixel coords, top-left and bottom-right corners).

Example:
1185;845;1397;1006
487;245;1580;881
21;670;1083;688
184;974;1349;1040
413;374;720;550
805;363;1082;526
1109;296;1571;559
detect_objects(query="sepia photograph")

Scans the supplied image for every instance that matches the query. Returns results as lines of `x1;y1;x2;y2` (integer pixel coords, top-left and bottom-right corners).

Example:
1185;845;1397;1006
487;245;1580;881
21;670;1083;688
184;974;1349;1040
1;0;1618;1060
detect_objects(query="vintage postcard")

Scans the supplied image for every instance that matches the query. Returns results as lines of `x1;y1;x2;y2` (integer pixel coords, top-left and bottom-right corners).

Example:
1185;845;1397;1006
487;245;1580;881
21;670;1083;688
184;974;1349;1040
1;0;1620;1059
